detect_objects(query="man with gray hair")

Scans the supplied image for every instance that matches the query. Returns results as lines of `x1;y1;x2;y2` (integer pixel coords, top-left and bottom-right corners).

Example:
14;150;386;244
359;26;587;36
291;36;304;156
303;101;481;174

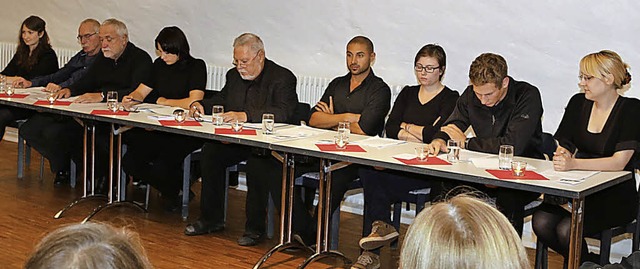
185;33;299;237
15;18;103;185
55;18;151;102
48;18;152;182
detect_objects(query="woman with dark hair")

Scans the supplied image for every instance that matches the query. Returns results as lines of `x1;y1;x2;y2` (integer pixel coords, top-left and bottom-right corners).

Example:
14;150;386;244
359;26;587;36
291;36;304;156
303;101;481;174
0;15;58;141
121;26;205;211
532;50;640;264
351;44;459;269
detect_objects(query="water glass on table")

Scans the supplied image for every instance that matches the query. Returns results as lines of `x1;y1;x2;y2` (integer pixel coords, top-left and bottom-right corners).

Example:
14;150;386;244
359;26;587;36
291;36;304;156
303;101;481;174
106;91;118;112
262;113;275;135
415;145;430;161
5;84;14;96
232;120;244;132
173;109;186;123
499;145;514;170
212;105;224;126
47;91;57;104
511;160;527;177
447;139;460;163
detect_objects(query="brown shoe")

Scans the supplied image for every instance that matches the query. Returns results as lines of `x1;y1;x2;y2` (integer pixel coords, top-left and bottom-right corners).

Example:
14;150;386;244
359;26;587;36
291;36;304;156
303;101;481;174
350;251;380;269
358;220;399;250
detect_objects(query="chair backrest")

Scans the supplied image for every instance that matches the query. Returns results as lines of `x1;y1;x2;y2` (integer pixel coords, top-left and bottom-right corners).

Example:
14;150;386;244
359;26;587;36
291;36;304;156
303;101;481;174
294;102;311;125
541;132;557;161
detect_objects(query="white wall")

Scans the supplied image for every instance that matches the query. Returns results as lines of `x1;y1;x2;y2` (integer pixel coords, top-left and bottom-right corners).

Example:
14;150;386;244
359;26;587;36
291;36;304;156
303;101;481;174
1;0;639;132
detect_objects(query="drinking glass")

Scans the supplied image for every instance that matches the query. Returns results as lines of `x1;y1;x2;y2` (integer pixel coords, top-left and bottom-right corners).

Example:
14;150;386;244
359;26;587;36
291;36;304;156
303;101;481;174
0;74;5;91
5;84;14;96
232;120;244;132
334;132;349;149
47;91;57;104
499;145;514;170
106;91;118;112
447;139;460;163
338;121;350;135
262;113;275;135
212;105;224;126
173;109;186;123
511;161;527;177
415;146;430;161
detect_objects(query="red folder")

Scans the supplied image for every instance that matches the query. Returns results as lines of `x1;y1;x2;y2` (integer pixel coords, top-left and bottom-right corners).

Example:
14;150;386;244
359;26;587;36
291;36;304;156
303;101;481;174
485;169;548;180
315;144;366;152
0;93;28;98
215;128;257;135
393;157;451;165
34;100;72;106
91;110;130;116
158;120;202;127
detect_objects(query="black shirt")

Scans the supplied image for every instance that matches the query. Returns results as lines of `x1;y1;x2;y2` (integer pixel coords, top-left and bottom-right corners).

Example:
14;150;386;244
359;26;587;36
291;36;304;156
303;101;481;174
311;70;391;136
201;58;298;123
385;85;459;143
144;57;207;103
68;42;152;100
1;47;58;80
555;93;640;171
434;76;544;158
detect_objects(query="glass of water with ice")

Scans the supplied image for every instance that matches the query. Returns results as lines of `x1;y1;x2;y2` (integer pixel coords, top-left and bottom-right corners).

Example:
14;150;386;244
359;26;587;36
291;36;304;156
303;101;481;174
499;145;514;170
106;91;118;112
212;105;224;126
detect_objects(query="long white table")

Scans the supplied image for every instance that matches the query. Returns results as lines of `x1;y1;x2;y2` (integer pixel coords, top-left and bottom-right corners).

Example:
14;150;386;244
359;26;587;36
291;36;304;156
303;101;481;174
1;87;632;269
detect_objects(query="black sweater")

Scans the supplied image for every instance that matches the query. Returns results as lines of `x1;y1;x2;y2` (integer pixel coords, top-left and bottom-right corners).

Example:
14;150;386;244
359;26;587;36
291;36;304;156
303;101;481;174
68;42;152;100
1;47;58;80
434;76;544;158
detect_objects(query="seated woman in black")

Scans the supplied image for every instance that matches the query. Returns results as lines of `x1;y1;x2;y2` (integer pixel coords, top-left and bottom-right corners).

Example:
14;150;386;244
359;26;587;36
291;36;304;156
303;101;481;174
121;26;205;212
0;15;58;141
532;50;640;263
352;44;459;268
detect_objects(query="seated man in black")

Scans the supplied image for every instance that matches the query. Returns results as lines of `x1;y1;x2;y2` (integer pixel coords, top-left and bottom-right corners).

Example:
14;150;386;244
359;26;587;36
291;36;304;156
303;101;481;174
45;18;152;182
17;18;102;185
429;52;544;236
291;36;391;245
184;33;299;236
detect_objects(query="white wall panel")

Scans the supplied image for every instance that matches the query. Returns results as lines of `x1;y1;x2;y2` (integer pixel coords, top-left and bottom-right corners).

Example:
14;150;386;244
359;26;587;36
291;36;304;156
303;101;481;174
1;0;638;132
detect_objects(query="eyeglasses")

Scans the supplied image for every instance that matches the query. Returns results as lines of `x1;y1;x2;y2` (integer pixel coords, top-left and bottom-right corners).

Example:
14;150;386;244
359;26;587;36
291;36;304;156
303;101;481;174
77;32;98;42
578;74;595;82
414;64;440;73
233;50;261;67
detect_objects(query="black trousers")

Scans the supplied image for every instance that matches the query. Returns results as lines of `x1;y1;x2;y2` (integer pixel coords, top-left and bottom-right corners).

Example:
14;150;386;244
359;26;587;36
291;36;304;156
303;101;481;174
198;142;252;224
244;154;316;235
359;167;431;236
122;129;204;198
0;106;34;139
19;113;81;173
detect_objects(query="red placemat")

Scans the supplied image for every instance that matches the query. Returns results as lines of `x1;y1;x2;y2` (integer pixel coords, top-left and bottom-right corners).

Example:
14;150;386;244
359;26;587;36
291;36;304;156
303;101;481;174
486;169;549;180
91;110;130;116
316;144;366;152
393;156;451;165
0;93;28;98
34;100;72;106
158;120;202;127
214;128;257;135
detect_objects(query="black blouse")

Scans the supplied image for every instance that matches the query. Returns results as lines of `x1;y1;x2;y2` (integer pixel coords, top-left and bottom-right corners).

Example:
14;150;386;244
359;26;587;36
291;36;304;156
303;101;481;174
1;47;58;79
144;57;207;104
385;85;459;143
555;93;640;171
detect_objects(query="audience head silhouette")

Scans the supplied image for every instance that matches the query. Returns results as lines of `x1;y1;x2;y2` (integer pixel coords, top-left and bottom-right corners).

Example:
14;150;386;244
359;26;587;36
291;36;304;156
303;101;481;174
24;222;153;269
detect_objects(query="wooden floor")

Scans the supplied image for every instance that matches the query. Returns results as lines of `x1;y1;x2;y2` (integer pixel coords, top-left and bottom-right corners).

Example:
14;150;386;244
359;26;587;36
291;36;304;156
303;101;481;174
0;140;566;268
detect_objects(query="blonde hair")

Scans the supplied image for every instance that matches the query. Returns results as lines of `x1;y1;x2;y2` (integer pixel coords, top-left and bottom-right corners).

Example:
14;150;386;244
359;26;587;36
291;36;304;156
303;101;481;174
24;222;153;269
399;194;529;269
580;50;632;89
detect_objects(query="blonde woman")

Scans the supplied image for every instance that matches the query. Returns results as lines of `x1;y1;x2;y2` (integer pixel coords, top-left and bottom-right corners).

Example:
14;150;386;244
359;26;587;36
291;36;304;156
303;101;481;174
400;194;529;269
532;50;639;263
24;222;153;269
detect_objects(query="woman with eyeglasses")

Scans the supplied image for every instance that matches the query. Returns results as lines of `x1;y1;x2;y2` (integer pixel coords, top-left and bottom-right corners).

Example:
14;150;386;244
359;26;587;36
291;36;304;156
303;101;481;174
352;44;459;269
121;26;205;212
0;15;58;143
532;50;640;264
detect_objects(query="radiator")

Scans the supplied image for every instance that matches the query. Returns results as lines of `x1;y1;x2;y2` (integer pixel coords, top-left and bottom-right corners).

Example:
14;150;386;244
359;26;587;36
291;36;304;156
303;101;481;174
0;42;401;108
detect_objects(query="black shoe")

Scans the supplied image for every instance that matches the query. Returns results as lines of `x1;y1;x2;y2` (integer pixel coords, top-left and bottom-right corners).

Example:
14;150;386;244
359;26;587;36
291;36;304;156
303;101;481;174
53;171;70;186
162;196;181;213
184;220;224;236
237;232;264;246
